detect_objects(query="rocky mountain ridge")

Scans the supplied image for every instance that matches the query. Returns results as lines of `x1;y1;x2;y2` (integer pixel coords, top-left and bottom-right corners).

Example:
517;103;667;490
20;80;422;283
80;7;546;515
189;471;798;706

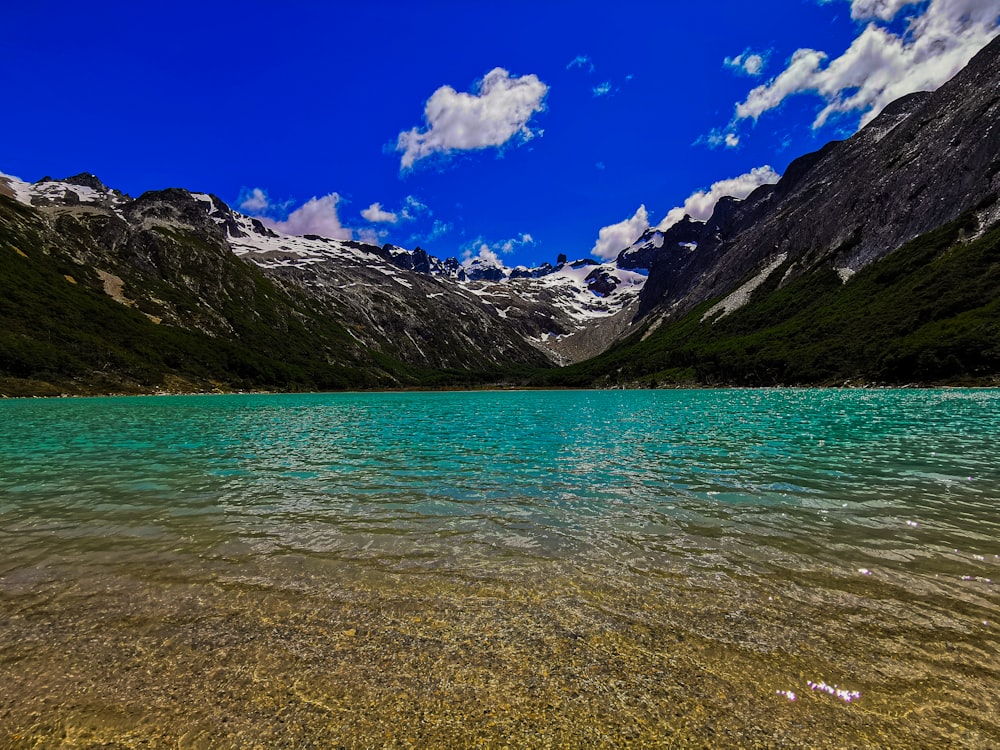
540;36;1000;387
624;36;1000;326
0;167;652;394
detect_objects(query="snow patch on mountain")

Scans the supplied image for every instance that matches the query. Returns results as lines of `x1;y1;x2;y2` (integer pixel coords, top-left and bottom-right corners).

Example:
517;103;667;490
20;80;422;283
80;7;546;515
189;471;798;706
224;211;387;268
533;262;645;322
701;253;787;322
203;197;647;338
190;192;216;215
1;172;129;216
1;171;648;364
0;172;34;204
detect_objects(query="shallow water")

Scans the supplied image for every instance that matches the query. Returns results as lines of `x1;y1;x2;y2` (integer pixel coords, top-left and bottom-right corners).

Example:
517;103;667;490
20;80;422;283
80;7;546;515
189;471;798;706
1;389;998;747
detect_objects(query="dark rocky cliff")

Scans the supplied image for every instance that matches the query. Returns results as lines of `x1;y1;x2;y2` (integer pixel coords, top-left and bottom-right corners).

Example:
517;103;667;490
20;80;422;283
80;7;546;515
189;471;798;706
637;35;1000;321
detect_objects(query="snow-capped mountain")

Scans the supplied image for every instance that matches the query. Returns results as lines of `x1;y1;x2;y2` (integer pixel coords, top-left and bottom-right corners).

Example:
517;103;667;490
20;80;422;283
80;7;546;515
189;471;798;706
8;33;995;396
207;194;647;363
0;171;645;371
2;172;130;214
455;257;647;364
93;177;648;365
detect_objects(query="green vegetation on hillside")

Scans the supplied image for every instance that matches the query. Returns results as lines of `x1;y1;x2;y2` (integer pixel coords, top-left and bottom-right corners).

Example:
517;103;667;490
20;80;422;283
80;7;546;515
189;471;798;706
540;209;1000;387
0;196;520;396
3;190;998;396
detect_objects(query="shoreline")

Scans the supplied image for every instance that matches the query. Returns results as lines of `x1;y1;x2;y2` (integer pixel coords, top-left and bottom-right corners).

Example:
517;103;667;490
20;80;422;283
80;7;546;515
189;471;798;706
3;378;999;400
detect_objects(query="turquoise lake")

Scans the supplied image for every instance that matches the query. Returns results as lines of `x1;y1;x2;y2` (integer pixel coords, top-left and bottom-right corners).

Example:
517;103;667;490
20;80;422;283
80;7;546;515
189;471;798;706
1;389;998;747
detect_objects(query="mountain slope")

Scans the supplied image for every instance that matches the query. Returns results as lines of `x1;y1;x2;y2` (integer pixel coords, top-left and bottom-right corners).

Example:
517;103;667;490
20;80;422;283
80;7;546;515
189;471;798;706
0;182;553;396
219;208;645;367
538;36;1000;387
541;207;1000;387
631;35;1000;325
0;168;645;373
0;192;402;395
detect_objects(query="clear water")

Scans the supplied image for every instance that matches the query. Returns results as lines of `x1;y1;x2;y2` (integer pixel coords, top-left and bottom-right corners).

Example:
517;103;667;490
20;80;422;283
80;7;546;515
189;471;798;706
1;389;998;747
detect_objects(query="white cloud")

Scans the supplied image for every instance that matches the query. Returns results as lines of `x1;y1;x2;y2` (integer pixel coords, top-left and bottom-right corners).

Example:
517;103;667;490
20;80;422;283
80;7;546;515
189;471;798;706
409;219;452;247
736;48;828;121
593;81;612;96
461;244;503;268
396;67;549;169
239;187;270;213
265;194;352;240
356;227;388;245
401;195;429;220
427;220;451;240
237;187;295;219
361;202;398;223
465;233;536;261
724;49;768;76
589;167;783;260
499;233;536;254
591;205;650;260
700;129;742;149
567;54;595;72
360;195;430;228
848;0;922;20
656;166;781;231
734;0;1000;129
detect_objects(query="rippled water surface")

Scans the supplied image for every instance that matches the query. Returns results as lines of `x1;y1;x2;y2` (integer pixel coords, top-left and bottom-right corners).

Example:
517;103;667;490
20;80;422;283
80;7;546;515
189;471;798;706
1;389;998;747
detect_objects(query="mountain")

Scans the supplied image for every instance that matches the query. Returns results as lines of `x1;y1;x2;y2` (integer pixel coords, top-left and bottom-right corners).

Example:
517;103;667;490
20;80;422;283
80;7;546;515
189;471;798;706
541;35;1000;387
219;207;646;367
0;171;645;395
1;38;998;395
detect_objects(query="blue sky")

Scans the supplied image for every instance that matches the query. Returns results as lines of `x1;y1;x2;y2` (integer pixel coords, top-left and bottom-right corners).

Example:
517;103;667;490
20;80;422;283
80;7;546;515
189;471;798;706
3;1;997;268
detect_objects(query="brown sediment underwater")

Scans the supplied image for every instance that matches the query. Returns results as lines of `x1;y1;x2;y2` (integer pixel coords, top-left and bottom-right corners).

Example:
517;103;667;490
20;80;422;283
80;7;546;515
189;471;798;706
2;390;999;748
2;553;997;749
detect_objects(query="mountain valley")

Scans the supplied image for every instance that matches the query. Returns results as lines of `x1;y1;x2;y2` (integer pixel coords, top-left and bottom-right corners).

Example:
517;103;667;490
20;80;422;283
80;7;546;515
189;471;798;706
1;36;999;395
